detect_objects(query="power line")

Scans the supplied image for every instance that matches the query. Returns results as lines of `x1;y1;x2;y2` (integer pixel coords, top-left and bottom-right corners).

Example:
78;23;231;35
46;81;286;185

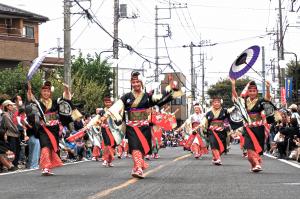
185;5;200;39
73;0;157;67
186;3;274;11
174;6;195;41
179;6;199;40
72;0;107;46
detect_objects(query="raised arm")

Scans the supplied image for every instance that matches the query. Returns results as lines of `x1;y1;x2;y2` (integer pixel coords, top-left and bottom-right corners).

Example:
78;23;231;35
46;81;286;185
63;83;72;100
265;81;271;101
230;78;238;100
27;82;33;102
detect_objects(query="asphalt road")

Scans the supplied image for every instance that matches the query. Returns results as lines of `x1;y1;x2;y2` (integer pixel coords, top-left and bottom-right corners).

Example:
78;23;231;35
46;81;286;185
0;145;299;199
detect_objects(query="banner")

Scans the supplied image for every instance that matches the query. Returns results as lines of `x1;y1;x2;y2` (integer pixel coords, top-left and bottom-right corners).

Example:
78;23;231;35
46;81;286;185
285;77;293;100
281;87;286;106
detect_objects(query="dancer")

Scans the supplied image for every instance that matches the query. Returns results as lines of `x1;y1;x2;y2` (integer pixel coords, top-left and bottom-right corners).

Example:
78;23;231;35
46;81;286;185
202;96;230;165
150;107;164;159
231;79;273;172
117;138;129;159
99;96;116;167
27;81;71;176
177;103;207;158
100;72;182;178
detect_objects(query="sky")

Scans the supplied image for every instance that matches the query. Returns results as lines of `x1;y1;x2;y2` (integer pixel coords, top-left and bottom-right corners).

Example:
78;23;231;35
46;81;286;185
1;0;300;100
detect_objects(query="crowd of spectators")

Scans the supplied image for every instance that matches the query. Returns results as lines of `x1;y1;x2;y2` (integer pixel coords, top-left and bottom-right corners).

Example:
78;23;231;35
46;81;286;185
230;103;300;162
0;94;99;173
161;130;183;148
267;104;300;162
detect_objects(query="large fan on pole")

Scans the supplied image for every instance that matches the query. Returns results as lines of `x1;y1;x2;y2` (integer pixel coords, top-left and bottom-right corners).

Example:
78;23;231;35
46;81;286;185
27;48;56;81
229;45;260;80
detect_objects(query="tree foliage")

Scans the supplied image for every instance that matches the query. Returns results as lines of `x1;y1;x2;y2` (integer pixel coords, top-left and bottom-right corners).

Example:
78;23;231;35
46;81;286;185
71;53;114;114
207;78;250;107
0;52;114;114
0;65;63;102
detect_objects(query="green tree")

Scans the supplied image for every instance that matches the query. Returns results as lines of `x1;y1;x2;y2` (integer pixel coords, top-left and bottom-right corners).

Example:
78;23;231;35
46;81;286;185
0;65;63;101
71;53;114;113
207;78;250;107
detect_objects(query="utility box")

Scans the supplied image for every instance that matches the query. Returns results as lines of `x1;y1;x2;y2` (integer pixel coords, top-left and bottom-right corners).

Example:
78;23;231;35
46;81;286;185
120;4;127;18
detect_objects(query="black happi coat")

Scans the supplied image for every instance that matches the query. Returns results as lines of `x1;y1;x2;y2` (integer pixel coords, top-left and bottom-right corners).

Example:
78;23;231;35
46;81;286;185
121;91;173;155
38;99;60;149
205;108;229;153
101;108;116;147
243;98;266;155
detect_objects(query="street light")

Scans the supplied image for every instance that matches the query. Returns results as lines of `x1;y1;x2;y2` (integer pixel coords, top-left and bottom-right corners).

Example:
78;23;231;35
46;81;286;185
99;50;113;61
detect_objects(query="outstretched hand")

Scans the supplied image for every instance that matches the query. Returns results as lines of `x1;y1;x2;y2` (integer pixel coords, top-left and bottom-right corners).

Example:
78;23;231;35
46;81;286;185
230;78;236;85
27;81;32;91
63;83;69;89
266;80;270;89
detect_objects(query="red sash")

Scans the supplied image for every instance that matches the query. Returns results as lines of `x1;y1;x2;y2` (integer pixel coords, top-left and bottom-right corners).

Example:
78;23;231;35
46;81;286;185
245;126;262;154
133;126;150;154
42;125;58;152
128;121;150;154
209;126;225;153
104;126;115;146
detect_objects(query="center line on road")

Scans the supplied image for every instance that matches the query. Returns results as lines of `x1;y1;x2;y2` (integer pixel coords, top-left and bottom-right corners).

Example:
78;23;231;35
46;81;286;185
87;153;192;199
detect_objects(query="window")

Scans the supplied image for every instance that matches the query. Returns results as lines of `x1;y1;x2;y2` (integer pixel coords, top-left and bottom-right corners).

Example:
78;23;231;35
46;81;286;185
23;26;34;38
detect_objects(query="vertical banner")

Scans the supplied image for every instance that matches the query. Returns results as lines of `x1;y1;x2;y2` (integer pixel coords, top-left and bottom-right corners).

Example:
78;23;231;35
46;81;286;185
285;77;293;101
281;87;286;106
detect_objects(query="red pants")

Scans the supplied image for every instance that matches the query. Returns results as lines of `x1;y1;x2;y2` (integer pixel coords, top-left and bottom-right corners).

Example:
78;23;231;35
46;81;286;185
117;144;128;157
92;146;101;158
211;149;221;161
103;146;114;163
191;143;208;156
247;149;262;168
40;147;63;169
132;150;149;170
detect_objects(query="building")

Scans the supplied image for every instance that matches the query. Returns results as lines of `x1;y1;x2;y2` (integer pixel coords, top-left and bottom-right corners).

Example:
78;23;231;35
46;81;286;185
161;72;187;126
0;3;48;68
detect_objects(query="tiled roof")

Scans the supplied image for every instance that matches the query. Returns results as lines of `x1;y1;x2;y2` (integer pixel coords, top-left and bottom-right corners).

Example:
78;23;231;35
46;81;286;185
0;3;49;22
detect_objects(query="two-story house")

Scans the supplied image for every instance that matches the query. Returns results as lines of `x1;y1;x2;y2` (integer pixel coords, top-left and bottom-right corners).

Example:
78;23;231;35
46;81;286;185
0;3;48;68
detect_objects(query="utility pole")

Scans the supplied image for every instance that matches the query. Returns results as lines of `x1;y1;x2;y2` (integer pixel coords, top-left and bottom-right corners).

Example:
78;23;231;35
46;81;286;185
64;0;72;89
278;0;284;61
183;40;212;103
155;5;159;82
278;0;285;92
113;0;119;59
154;3;185;82
276;26;282;91
113;0;119;98
262;46;266;96
201;52;205;107
189;42;195;101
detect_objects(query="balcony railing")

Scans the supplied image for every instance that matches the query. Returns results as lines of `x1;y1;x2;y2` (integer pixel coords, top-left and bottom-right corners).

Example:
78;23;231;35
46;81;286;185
0;25;33;39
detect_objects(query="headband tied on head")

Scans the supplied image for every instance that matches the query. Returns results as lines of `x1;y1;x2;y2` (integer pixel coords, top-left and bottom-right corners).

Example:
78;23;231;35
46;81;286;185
103;96;113;102
248;81;257;90
42;81;52;91
210;96;223;104
131;71;144;89
131;71;141;81
193;102;201;109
